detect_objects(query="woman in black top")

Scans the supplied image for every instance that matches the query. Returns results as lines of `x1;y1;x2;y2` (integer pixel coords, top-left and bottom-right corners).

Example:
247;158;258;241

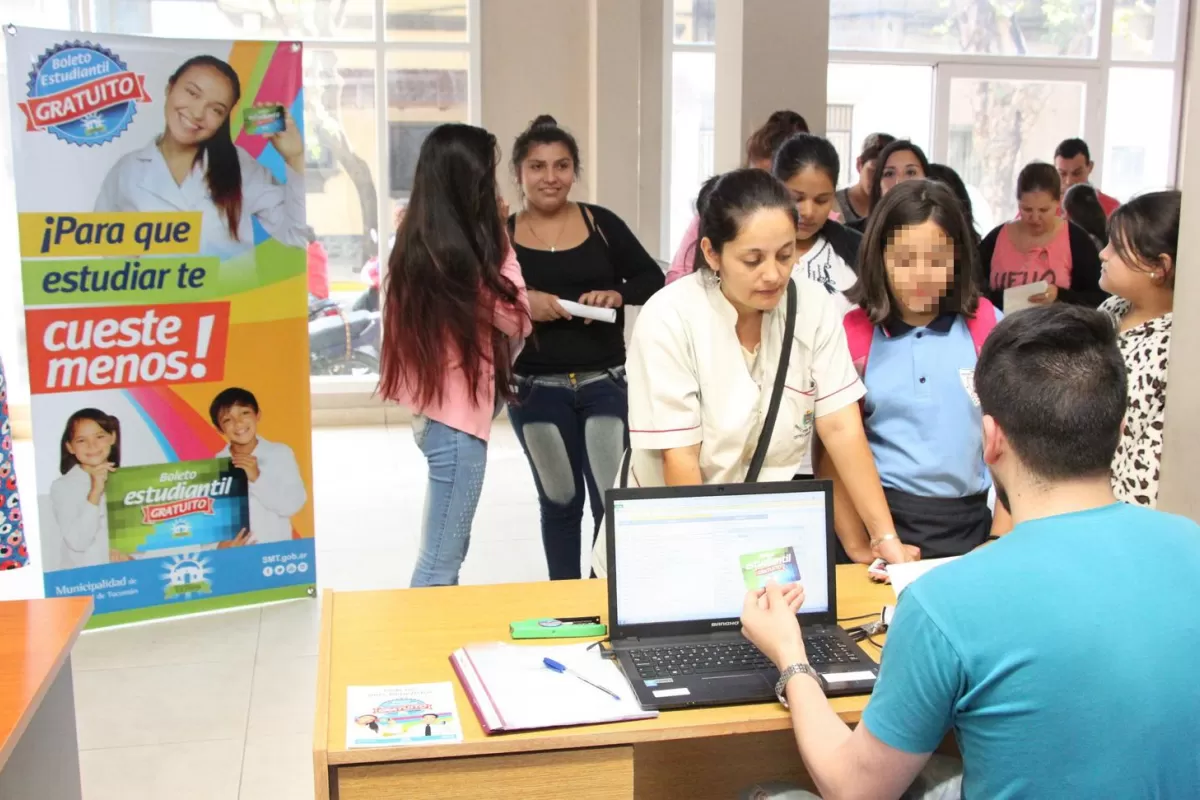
507;115;664;580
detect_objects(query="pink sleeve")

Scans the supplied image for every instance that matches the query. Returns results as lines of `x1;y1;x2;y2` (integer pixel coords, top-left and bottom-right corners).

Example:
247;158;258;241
664;215;701;285
494;246;532;338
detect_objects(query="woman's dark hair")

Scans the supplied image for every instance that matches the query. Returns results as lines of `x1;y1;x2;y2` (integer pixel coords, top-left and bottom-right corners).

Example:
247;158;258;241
745;110;809;166
1016;161;1061;201
1107;190;1181;289
926;163;977;235
60;409;121;475
868;140;931;211
379;124;525;410
168;56;243;239
1062;184;1109;249
771;134;841;187
510;115;581;181
858;132;896;168
692;169;798;272
850;179;981;325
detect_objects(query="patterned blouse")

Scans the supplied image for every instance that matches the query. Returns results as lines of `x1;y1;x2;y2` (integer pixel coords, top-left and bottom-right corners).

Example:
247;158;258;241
1101;296;1172;508
0;357;28;570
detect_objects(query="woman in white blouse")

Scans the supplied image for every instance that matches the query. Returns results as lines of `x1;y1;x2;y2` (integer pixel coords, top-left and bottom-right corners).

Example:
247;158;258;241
597;169;910;572
1098;190;1178;508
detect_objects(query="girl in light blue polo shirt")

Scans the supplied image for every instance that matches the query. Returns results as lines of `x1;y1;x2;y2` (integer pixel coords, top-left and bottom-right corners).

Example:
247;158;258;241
820;180;1011;560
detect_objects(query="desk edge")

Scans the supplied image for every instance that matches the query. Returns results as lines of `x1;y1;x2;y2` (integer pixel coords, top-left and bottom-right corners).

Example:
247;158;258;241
313;589;335;800
324;708;865;765
0;596;93;773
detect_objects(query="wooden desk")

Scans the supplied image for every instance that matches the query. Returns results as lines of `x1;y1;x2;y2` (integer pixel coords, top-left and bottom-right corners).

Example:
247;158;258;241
314;565;891;799
0;597;93;800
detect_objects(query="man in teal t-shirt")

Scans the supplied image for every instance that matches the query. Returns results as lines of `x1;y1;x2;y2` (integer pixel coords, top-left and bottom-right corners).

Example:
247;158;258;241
740;305;1200;799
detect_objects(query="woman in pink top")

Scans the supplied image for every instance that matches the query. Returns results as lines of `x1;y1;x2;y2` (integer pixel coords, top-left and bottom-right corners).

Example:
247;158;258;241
378;124;532;587
665;110;808;284
979;162;1105;310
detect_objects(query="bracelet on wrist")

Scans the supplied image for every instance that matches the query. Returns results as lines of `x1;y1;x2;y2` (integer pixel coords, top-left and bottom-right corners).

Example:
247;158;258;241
870;532;899;548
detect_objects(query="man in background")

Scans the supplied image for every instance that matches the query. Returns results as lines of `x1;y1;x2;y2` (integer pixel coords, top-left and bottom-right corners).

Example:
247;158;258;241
1054;138;1121;216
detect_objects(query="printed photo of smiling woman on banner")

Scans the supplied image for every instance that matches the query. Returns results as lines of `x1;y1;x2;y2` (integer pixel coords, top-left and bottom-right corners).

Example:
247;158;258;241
5;27;315;626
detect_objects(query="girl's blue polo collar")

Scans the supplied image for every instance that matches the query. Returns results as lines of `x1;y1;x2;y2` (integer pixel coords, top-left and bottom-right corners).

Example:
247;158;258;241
882;312;958;339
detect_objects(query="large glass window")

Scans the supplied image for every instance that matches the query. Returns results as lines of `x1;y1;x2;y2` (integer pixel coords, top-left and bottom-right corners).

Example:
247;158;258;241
1112;0;1179;61
830;0;1101;58
668;49;715;260
832;0;1187;233
826;63;933;195
1103;67;1175;198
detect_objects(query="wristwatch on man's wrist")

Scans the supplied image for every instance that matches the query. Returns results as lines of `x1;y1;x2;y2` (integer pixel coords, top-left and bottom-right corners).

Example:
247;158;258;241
775;663;825;708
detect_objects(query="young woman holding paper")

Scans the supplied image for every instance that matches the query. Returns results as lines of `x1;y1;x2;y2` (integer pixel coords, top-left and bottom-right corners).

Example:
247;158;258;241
979;162;1104;311
591;169;908;576
506;115;664;581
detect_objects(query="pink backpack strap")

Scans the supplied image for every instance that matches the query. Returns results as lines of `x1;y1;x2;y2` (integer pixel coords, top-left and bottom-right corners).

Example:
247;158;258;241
966;298;999;356
843;308;875;377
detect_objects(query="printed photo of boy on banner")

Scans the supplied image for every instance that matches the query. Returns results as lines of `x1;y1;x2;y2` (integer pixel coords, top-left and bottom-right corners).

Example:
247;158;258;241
6;28;315;626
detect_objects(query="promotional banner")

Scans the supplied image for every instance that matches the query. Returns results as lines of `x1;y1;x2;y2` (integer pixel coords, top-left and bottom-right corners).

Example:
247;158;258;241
6;28;315;625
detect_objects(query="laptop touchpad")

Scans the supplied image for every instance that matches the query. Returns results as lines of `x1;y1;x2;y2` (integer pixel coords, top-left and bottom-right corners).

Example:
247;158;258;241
700;672;772;693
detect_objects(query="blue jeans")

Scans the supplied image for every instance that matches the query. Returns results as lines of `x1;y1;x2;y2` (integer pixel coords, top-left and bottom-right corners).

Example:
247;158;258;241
410;416;488;587
507;368;628;580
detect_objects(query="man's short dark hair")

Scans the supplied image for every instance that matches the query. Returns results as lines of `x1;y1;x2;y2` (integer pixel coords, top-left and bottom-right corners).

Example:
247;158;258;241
1054;138;1091;163
975;305;1126;481
209;387;260;427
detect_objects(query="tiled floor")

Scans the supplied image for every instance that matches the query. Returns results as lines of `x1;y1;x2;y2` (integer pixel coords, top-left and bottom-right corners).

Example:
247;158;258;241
59;422;564;800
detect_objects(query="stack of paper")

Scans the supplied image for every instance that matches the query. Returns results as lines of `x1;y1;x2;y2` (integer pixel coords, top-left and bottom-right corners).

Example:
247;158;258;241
451;642;657;733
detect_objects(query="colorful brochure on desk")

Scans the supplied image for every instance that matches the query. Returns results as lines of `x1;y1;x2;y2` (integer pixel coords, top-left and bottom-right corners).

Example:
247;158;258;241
451;642;658;734
346;682;464;748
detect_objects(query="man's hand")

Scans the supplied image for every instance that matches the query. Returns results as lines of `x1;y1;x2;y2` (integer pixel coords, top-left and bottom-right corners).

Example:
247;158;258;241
528;290;572;322
218;528;255;550
577;290;623;309
741;581;808;669
231;454;260;483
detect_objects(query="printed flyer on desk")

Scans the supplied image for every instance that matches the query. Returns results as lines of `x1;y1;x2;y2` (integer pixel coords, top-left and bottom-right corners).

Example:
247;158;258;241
347;683;464;749
5;27;315;625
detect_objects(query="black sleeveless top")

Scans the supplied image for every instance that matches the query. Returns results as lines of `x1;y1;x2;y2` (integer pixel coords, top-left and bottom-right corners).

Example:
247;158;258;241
508;204;627;375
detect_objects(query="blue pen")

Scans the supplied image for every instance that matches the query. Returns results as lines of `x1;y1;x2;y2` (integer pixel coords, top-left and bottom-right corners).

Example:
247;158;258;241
543;657;622;701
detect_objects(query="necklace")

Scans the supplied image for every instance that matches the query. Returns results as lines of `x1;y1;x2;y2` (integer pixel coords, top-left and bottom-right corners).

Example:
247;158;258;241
523;209;570;253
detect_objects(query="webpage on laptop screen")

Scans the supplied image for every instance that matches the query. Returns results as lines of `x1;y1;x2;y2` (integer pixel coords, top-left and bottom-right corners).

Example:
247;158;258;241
612;491;830;626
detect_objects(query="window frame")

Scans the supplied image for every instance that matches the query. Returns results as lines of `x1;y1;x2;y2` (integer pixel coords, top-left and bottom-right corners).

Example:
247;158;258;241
829;0;1190;191
662;0;716;260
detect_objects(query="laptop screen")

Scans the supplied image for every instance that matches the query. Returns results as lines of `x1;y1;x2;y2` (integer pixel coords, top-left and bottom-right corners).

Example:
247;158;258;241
611;486;832;627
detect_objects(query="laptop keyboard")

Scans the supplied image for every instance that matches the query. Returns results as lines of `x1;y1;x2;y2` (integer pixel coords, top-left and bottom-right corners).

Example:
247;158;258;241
629;633;862;680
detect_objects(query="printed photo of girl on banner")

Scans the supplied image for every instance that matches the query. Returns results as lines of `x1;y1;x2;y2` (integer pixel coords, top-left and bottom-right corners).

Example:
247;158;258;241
6;28;315;626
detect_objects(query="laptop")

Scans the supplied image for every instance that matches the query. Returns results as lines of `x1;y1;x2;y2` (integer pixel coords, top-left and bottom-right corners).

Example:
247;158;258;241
605;480;878;710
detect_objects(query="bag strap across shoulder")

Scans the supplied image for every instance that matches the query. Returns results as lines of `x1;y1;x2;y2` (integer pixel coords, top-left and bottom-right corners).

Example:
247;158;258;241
745;279;797;482
618;279;797;488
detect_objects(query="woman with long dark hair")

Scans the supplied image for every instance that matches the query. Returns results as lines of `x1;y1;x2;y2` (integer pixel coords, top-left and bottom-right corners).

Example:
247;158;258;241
96;54;307;258
378;123;531;587
507;115;663;580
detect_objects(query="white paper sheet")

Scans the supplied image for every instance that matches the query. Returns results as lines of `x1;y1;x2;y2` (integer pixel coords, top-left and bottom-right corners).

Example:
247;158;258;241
887;557;961;597
558;300;618;323
1003;280;1050;313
